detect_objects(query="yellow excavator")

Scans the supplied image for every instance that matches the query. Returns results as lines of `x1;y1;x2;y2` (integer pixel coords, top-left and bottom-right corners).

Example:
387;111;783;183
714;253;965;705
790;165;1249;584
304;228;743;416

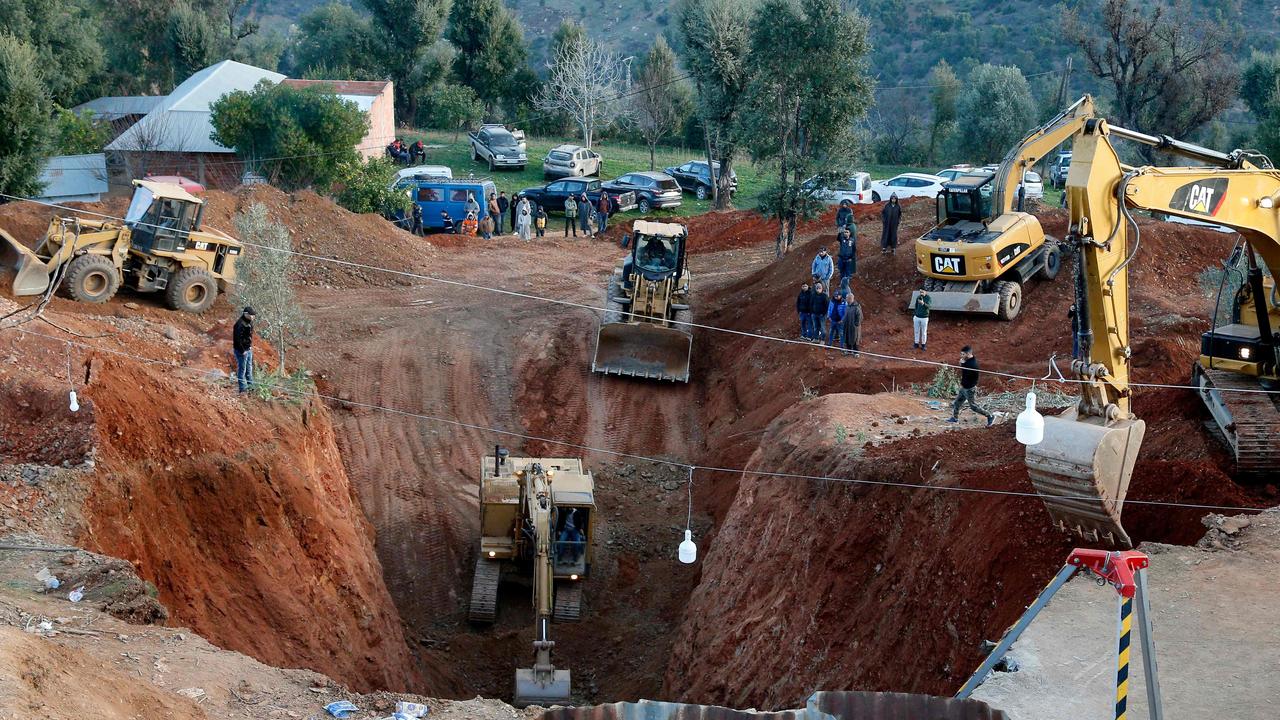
908;98;1098;319
469;448;596;706
1024;97;1279;547
592;220;692;382
0;180;240;313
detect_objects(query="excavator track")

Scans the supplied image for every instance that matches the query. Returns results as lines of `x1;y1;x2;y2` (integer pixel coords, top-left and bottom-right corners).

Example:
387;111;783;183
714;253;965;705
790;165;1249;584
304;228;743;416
1194;365;1280;475
468;558;500;623
552;583;582;622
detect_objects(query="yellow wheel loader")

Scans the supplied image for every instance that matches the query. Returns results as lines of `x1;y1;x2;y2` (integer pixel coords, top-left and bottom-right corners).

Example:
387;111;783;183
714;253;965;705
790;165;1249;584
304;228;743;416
908;98;1100;319
1023;96;1280;548
592;220;692;382
469;448;596;706
0;180;241;314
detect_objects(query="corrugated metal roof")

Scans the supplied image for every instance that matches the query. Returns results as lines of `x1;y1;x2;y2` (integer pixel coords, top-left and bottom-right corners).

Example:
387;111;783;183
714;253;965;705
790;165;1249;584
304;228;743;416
36;154;108;201
106;60;285;154
537;692;1008;720
72;96;164;119
281;79;391;96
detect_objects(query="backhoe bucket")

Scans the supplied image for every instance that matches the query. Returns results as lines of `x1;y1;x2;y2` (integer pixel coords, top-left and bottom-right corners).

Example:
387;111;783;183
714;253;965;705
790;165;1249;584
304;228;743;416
1025;407;1146;548
0;229;52;296
514;667;571;707
592;322;692;382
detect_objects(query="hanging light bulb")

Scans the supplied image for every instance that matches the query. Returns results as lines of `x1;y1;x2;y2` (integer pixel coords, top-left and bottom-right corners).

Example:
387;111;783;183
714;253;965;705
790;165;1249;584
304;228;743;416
678;529;697;564
68;390;79;413
1016;391;1043;445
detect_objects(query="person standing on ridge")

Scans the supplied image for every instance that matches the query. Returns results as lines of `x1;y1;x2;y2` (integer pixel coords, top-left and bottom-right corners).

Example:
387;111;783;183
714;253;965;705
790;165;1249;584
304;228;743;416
809;281;829;343
837;228;857;281
232;307;256;393
912;288;931;351
880;193;902;254
563;194;578;237
496;192;510;234
796;282;814;339
811;246;834;290
842;293;862;356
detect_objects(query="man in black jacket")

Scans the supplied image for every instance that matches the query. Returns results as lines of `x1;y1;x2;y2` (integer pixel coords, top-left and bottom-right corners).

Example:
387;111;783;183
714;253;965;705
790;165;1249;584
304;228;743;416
837;228;857;280
496;192;510;234
948;345;995;426
808;282;829;343
796;282;813;339
233;307;255;393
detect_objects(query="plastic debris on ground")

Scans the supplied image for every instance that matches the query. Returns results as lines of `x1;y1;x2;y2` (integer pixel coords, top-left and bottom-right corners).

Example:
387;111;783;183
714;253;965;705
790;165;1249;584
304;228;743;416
324;700;359;717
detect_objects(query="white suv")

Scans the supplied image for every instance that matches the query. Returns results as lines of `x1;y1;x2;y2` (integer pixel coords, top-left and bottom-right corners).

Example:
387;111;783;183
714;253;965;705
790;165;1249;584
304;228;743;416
543;145;602;178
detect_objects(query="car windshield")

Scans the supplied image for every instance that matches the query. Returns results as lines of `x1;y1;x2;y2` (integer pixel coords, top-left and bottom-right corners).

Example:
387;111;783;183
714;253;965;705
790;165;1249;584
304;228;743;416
1025;171;1041;182
549;151;571;161
490;130;518;148
635;233;679;274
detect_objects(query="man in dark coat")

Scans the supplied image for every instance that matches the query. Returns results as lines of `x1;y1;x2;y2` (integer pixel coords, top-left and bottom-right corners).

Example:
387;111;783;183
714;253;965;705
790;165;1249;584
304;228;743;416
835;199;854;233
496;192;510;234
837;228;857;280
796;282;813;339
948;345;996;426
411;203;423;236
825;292;846;347
841;293;862;355
808;282;829;343
880;193;902;254
232;307;255;393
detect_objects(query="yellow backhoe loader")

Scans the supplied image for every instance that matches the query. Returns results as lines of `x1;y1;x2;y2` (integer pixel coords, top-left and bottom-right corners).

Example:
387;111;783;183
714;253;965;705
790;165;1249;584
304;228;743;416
1024;97;1279;547
593;220;692;382
0;180;240;313
908;98;1100;319
469;448;596;706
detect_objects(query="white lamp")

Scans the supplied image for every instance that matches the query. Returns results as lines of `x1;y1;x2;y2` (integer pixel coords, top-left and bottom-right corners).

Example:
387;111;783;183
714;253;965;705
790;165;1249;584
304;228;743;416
678;529;697;564
1016;391;1043;445
68;390;79;413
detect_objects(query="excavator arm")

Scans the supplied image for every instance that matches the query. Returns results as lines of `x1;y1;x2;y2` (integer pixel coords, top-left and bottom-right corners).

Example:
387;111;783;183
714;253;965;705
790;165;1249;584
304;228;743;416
991;95;1097;217
1027;111;1280;546
514;466;571;706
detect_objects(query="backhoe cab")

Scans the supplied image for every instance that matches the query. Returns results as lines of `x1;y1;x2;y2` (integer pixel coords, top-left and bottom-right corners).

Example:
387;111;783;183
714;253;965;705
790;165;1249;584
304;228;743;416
0;180;240;314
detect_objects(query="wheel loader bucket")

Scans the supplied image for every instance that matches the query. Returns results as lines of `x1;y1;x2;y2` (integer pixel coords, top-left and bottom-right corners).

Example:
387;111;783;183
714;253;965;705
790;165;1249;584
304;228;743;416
1025;407;1146;548
514;667;571;707
592;322;692;382
0;229;52;297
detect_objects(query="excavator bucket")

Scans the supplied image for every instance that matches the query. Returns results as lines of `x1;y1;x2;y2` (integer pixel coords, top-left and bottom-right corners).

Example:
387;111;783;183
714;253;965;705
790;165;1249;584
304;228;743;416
0;229;53;296
514;667;571;707
1025;407;1145;548
592;322;692;382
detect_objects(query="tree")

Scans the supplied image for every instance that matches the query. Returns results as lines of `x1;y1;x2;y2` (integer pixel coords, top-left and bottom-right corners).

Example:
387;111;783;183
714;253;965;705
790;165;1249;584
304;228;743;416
209;80;369;190
1064;0;1239;159
233;203;312;375
445;0;528;109
54;107;113;155
676;0;753;210
926;60;960;163
335;157;410;215
0;0;104;105
954;64;1035;163
738;0;873;254
359;0;451;122
534;36;633;149
549;20;587;60
426;83;484;140
632;35;690;170
285;3;381;79
1241;51;1280;118
0;35;53;198
166;1;220;83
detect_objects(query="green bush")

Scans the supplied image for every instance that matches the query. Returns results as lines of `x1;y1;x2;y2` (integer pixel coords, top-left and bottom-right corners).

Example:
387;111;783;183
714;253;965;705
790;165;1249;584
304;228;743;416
335;157;410;215
926;366;959;398
54;106;112;155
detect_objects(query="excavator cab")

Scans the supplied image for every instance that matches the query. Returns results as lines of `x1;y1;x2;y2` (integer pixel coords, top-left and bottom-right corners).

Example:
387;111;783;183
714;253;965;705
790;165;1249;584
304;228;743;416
592;220;693;382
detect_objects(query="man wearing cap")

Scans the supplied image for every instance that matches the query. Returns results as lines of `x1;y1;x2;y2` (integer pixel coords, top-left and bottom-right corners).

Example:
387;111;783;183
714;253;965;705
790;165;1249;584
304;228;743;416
233;307;256;393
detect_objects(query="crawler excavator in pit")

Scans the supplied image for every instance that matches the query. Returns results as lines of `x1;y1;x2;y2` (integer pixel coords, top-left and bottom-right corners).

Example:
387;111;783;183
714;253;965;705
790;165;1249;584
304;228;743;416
1023;97;1280;548
468;448;596;706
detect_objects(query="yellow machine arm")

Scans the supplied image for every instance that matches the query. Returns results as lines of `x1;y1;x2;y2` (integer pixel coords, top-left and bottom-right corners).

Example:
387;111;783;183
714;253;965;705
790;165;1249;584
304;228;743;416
991;96;1098;216
1028;111;1279;547
514;465;571;705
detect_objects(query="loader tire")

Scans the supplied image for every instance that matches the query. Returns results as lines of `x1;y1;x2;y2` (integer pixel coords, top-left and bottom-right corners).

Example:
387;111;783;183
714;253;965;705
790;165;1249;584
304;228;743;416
995;280;1022;321
1037;244;1062;281
65;254;120;304
165;267;217;314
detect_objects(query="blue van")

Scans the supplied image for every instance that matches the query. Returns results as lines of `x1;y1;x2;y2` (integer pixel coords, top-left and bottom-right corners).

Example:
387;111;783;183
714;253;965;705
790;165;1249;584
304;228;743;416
393;176;496;230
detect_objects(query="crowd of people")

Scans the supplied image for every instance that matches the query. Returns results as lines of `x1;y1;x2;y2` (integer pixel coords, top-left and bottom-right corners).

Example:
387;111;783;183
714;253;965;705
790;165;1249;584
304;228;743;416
405;188;617;242
386;138;427;165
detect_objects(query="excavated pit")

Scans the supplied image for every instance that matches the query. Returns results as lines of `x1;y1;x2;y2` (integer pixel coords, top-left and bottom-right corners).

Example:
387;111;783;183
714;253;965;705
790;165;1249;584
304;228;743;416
2;189;1272;711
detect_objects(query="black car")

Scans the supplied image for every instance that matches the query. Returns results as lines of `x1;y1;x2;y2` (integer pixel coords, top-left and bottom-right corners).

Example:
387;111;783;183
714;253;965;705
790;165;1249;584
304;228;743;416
519;177;637;215
663;160;738;200
600;171;683;214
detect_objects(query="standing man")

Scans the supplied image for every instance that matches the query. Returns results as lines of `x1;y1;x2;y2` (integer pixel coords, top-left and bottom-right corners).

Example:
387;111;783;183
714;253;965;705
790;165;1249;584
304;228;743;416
811;246;834;291
796;282;813;339
836;228;856;282
596;192;612;234
496;192;510;234
841;293;862;356
577;193;592;238
948;345;995;427
825;292;846;347
809;282;828;343
535;205;547;237
465;191;480;218
232;307;255;393
479;212;494;240
880;193;902;254
487;194;500;231
563;194;578;237
516;196;532;241
912;288;931;351
410;202;424;237
835;199;854;234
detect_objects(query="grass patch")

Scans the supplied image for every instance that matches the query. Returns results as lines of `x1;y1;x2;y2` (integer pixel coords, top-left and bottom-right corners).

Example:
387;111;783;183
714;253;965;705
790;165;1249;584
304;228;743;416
834;423;848;445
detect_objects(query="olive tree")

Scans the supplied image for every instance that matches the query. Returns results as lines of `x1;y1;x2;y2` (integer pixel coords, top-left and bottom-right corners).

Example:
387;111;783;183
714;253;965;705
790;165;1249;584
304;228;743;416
232;203;311;375
954;64;1036;163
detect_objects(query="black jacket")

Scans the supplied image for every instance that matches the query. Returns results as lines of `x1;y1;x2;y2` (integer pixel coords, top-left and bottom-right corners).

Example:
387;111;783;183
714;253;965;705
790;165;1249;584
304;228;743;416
497;196;510;212
233;317;253;352
796;289;813;313
960;356;980;389
808;291;829;316
838;234;856;259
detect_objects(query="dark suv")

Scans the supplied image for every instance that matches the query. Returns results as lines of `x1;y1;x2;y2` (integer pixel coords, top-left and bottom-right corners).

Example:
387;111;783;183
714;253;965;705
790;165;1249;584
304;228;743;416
601;171;683;214
664;160;738;200
519;177;637;214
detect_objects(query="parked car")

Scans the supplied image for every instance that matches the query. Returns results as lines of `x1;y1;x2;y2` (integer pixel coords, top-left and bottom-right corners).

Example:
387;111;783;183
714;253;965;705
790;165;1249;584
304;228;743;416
1049;153;1071;188
868;173;947;202
390;165;452;189
601;171;683;214
394;177;497;230
664;160;738;200
801;173;873;205
469;125;527;171
543;144;602;178
934;166;975;183
519;177;637;215
1021;170;1044;200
